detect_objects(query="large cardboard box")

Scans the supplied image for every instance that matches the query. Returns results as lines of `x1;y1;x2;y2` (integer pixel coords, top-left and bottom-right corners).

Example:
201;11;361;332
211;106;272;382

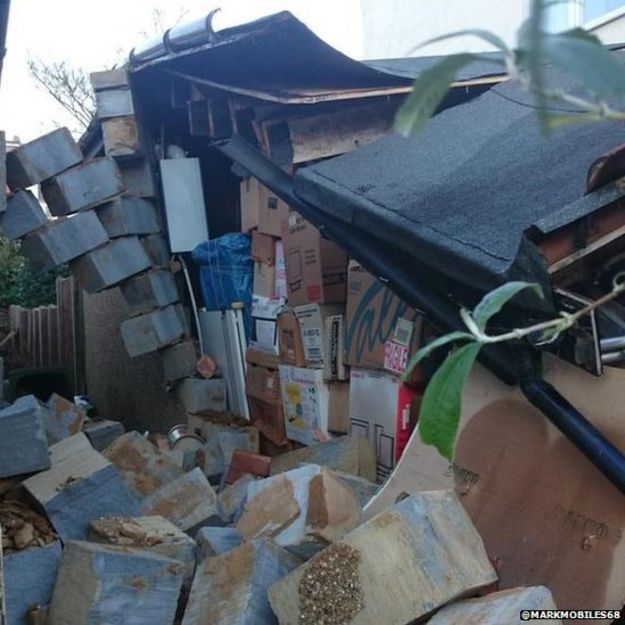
251;230;275;265
345;263;423;381
348;368;419;482
259;184;290;237
246;363;287;446
279;366;349;445
250;295;284;355
253;262;276;298
240;178;260;233
282;213;348;307
277;309;306;367
275;240;287;299
294;303;344;369
246;363;281;406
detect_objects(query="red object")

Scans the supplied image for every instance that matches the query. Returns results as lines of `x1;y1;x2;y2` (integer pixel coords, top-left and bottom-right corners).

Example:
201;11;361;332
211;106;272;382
225;449;272;485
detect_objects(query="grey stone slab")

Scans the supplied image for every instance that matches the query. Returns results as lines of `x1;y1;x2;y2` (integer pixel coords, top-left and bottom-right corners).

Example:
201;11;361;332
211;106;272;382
95;88;135;119
5;540;62;625
43;393;86;444
41;157;125;216
90;68;129;91
195;527;242;560
120;269;179;317
96;197;160;238
120;305;186;358
48;540;184;625
21;210;109;272
0;395;50;478
0;190;47;240
6;128;82;190
0;131;6;212
161;341;198;383
71;235;151;293
23;433;140;541
83;419;124;451
177;378;227;415
217;475;254;524
120;158;155;197
141;234;170;268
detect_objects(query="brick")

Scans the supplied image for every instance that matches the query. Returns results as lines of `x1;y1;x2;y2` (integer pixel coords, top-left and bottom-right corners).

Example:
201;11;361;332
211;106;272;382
120;269;179;317
71;235;151;293
95;88;134;119
225;449;271;485
120;158;156;198
217;475;254;524
41;157;124;216
238;464;361;559
177;378;227;415
0;395;50;478
83;419;124;451
161;341;198;383
195;527;242;560
21;210;109;272
120;305;186;357
44;393;86;444
181;539;301;625
4;540;62;625
141;234;170;267
96;197;160;238
268;492;498;625
6;128;82;190
90;68;129;91
103;431;182;497
47;540;184;625
0;190;47;240
140;468;219;532
23;433;140;540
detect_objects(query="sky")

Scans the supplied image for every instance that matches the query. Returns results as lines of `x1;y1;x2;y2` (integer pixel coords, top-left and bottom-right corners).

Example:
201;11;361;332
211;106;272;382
0;0;364;142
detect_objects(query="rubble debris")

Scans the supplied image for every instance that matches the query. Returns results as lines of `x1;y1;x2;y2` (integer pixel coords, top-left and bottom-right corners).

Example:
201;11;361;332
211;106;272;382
140;467;219;532
0;395;50;479
47;541;184;625
181;539;301;625
103;431;182;497
82;419;124;451
177;378;227;415
224;448;271;485
328;469;379;509
44;394;86;445
427;586;560;624
187;412;259;451
96;197;160;238
0;191;47;241
268;491;498;625
120;305;187;357
195;527;242;559
120;269;180;317
161;341;198;383
0;499;56;553
217;474;254;524
23;433;140;540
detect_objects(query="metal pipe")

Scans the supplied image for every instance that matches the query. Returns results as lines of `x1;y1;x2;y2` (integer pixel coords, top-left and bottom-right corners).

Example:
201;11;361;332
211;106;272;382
601;350;625;364
600;335;625;352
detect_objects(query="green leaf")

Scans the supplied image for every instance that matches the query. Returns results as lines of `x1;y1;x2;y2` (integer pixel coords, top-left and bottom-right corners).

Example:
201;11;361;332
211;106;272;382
410;29;511;55
402;331;474;382
472;281;543;331
419;343;482;461
395;53;478;137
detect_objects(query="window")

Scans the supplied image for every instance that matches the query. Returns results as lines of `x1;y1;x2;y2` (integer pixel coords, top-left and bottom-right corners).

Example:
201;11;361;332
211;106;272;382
584;0;625;22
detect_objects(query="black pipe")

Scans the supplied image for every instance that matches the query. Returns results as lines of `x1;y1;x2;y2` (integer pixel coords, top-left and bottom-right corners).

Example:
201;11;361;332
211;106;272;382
218;136;518;384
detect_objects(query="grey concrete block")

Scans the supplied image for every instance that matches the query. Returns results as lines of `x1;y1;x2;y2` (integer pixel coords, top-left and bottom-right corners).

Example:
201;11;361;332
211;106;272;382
41;157;125;216
141;467;219;532
21;210;109;272
96;197;160;238
0;395;50;478
120;305;186;357
102;116;141;158
182;539;301;625
195;527;242;560
161;341;198;383
0;190;47;240
83;419;124;451
218;475;254;524
120;158;156;197
90;68;129;91
48;540;184;625
44;393;86;444
120;269;179;317
141;234;170;267
71;235;151;293
95;88;135;119
0;131;6;212
5;540;63;625
6;128;82;190
23;433;140;540
177;378;227;415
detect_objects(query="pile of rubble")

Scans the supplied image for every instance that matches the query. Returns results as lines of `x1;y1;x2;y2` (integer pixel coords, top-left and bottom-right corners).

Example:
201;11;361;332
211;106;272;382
0;392;562;625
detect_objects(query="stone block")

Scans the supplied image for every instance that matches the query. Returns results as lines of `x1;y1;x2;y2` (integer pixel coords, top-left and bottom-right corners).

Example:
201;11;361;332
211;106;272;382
332;469;379;509
120;305;186;357
41;157;124;216
102;116;141;158
120;269;179;317
195;527;242;560
187;415;260;453
90;68;129;91
44;393;86;444
0;191;47;240
71;235;151;293
120;158;156;198
4;540;62;625
218;475;254;524
83;419;125;451
182;539;301;625
95;88;135;119
428;586;560;625
140;468;219;532
161;341;198;383
103;431;182;497
90;515;197;587
268;491;498;625
224;448;271;485
270;435;377;483
141;234;170;267
0;395;50;478
21;210;109;273
47;540;184;625
96;197;160;238
0;131;6;212
177;378;227;415
238;464;361;559
23;433;140;540
6;128;82;190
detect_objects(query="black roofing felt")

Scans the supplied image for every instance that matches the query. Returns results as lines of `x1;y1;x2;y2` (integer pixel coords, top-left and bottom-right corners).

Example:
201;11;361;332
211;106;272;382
294;59;625;297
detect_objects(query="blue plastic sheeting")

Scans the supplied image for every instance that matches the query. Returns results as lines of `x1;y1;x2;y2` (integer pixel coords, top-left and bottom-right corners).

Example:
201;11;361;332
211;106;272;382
192;234;253;336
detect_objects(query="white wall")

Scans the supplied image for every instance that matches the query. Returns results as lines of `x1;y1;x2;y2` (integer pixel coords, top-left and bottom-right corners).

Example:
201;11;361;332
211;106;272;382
588;9;625;43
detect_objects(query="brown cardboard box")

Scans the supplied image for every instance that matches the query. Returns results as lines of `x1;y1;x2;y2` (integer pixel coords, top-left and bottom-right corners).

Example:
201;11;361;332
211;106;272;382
246;363;281;406
345;263;423;382
253;262;276;298
258;184;290;237
251;230;276;265
240;178;260;233
294;303;344;370
246;347;280;369
248;398;288;447
278;310;306;367
282;213;348;307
